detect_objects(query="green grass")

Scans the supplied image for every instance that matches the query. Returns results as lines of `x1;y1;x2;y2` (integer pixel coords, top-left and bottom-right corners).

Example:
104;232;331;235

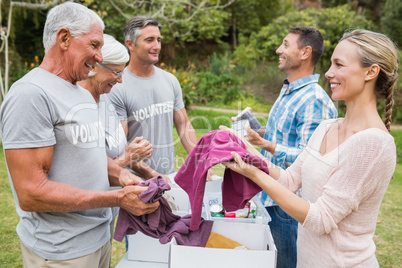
1;115;401;267
392;129;402;164
374;167;402;266
187;108;266;132
0;146;22;267
205;95;272;114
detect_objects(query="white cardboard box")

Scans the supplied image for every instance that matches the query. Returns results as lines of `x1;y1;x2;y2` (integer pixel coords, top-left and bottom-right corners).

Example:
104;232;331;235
116;252;167;268
169;221;277;268
126;175;216;263
126;185;191;263
127;232;170;263
126;175;273;264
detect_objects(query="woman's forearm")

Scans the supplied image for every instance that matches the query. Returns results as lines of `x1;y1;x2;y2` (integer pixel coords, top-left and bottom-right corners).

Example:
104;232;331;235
251;170;309;224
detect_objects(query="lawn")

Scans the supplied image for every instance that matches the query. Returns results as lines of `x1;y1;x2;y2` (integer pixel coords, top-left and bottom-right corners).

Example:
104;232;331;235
0;110;401;267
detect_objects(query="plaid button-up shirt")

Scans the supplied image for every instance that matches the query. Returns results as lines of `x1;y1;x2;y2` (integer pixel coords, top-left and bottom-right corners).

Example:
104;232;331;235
259;74;338;206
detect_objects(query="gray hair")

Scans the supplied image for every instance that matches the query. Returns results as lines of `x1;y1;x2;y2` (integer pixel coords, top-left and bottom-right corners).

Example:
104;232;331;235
124;16;161;46
43;2;105;53
101;34;130;65
88;34;129;77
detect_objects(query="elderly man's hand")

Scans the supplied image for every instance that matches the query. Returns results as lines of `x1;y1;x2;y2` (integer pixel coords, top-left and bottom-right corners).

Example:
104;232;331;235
126;136;152;164
118;168;143;186
118;185;159;216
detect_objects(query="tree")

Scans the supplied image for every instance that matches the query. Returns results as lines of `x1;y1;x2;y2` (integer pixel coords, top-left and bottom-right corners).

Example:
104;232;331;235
0;0;60;102
98;0;235;49
233;4;373;74
381;0;402;46
227;0;293;47
0;0;237;99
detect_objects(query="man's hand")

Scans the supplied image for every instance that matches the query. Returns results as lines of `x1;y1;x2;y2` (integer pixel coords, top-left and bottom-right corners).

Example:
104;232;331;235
118;185;160;216
245;127;265;147
126;136;152;164
118;168;143;186
245;126;275;154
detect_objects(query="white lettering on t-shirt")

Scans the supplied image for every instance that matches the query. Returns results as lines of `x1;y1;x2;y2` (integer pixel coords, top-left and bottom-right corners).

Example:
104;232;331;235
70;121;105;145
106;126;126;149
132;101;174;121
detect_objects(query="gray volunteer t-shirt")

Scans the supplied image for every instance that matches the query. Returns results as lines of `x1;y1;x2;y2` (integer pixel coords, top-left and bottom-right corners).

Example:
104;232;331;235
0;68;111;260
99;93;126;218
100;94;127;159
108;66;184;175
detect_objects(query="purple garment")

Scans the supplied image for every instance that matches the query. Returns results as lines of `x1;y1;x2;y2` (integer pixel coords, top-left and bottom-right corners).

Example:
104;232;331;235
114;176;213;247
175;130;269;231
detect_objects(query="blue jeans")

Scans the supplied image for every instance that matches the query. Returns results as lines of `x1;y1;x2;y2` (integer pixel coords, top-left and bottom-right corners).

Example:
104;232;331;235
266;206;298;268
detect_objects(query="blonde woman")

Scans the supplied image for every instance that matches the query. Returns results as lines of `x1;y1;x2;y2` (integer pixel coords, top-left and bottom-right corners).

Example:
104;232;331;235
223;29;397;267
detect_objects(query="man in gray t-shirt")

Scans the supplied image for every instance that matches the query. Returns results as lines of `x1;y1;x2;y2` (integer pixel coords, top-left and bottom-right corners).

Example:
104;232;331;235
0;3;158;266
108;16;198;179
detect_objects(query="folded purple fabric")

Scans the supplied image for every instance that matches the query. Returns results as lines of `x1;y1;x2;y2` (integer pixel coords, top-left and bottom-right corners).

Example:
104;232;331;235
175;130;269;231
114;176;213;247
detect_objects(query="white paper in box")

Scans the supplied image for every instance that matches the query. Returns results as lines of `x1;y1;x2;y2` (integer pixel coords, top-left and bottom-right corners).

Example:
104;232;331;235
169;221;277;268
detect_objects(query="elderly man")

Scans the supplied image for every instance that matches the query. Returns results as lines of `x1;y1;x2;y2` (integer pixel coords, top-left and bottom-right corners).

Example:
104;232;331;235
0;3;158;267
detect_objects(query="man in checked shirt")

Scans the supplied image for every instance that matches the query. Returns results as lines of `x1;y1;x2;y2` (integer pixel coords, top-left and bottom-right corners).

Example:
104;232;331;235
243;26;337;268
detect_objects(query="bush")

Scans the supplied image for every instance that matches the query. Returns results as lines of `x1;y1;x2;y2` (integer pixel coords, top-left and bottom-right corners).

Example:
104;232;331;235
173;53;243;108
234;5;373;75
381;0;402;47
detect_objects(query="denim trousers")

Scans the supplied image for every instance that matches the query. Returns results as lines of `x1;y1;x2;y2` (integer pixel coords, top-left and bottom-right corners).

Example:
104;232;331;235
266;206;298;268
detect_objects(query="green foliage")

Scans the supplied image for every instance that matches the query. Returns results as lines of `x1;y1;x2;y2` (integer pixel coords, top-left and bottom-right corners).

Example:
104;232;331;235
233;60;285;100
194;71;242;105
175;53;243;108
234;5;373;74
232;33;261;68
229;0;293;38
381;0;402;47
95;0;232;46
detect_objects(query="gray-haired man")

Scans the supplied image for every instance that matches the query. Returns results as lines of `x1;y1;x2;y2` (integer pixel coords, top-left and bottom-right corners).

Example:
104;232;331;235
0;3;158;267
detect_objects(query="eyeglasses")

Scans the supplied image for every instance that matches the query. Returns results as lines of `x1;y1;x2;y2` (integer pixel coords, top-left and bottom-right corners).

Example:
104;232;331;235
97;63;124;79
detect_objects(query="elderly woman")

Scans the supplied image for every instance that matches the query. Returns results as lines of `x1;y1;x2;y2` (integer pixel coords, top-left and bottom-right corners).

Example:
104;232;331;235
79;34;152;174
78;34;156;252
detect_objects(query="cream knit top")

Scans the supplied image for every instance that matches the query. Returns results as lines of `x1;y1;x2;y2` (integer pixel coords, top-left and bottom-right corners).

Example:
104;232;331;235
278;119;396;267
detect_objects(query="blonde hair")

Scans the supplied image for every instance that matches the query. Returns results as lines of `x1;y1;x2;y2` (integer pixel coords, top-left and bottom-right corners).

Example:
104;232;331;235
340;29;398;132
